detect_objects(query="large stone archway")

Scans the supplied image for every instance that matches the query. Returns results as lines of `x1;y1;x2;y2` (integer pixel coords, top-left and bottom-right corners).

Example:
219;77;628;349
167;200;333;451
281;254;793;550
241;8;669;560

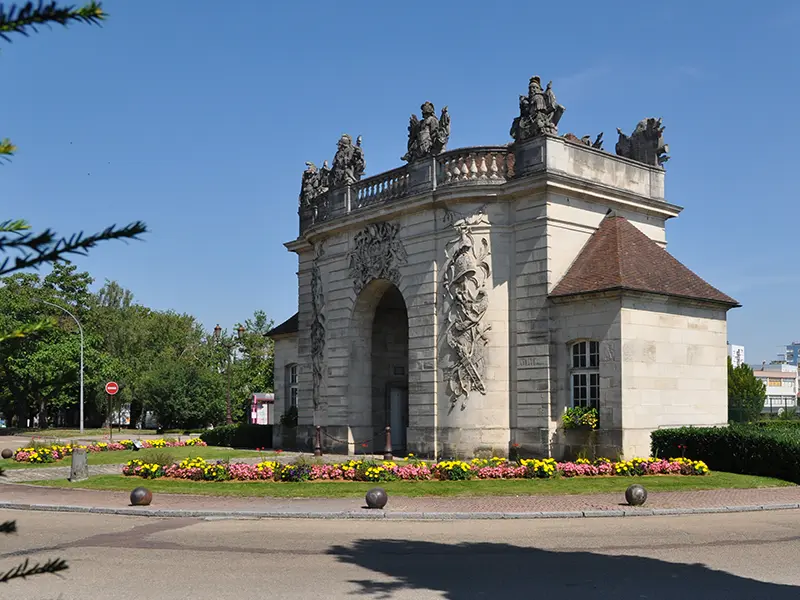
347;279;409;455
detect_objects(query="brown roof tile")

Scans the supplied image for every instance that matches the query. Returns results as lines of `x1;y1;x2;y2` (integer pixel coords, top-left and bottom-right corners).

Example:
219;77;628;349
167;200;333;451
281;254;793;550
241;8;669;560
550;215;739;306
266;313;298;337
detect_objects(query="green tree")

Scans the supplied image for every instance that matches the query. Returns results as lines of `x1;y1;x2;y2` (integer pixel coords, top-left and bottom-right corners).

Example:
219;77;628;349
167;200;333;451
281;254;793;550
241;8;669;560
728;357;767;423
138;354;224;429
227;311;275;423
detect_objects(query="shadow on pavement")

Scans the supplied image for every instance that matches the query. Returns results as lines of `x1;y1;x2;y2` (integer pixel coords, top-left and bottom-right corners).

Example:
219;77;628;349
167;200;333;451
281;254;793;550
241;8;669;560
328;539;798;599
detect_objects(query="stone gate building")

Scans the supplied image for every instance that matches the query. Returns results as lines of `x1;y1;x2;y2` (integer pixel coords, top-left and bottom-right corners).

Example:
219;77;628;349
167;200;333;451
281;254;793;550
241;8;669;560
267;75;738;460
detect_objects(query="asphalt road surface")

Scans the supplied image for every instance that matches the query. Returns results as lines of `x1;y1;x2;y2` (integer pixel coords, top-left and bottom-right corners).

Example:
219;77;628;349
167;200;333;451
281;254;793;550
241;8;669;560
2;509;799;599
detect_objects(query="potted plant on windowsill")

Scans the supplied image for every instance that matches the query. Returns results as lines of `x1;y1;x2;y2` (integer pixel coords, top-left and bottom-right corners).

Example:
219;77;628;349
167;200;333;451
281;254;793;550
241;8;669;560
561;406;599;461
562;407;599;431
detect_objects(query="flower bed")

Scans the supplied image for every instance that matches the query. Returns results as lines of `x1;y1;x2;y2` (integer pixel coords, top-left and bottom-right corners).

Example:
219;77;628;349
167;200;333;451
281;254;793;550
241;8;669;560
121;455;709;482
12;438;207;464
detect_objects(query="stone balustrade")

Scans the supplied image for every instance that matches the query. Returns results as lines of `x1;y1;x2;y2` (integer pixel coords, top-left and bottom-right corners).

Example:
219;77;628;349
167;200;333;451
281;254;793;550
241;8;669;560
436;146;514;188
352;165;409;210
299;146;513;234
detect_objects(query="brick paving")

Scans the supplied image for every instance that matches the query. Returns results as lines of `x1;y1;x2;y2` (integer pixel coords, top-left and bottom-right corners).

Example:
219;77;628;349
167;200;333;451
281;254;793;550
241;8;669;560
0;478;799;517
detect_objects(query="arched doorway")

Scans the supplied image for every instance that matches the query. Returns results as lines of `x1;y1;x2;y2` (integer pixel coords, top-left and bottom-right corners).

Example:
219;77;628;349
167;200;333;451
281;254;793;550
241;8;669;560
347;279;409;455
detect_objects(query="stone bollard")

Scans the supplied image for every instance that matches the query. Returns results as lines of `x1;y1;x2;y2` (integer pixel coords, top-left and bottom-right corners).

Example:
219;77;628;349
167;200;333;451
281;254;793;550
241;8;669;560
69;447;89;482
625;484;648;506
365;487;388;509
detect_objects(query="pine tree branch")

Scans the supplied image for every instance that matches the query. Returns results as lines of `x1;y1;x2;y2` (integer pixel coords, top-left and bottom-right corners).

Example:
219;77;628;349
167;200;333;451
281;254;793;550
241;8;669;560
0;138;15;162
0;219;29;233
0;220;147;276
0;557;69;582
0;521;16;534
0;1;104;42
0;318;55;343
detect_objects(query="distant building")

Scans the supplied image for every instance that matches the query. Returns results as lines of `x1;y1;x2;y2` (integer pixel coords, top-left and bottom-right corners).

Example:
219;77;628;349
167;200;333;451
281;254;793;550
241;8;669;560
250;393;275;425
783;342;800;366
752;363;798;414
728;344;745;367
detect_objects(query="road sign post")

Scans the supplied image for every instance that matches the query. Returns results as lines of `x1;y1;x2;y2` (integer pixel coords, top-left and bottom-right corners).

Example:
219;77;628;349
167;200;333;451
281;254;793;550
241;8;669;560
105;382;118;442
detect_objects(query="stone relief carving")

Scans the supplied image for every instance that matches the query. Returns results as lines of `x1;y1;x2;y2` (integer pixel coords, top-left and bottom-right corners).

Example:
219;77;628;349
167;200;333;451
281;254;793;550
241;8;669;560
310;242;326;410
615;117;670;166
401;101;450;162
348;222;408;295
441;208;492;410
510;76;565;143
563;132;604;150
332;133;366;187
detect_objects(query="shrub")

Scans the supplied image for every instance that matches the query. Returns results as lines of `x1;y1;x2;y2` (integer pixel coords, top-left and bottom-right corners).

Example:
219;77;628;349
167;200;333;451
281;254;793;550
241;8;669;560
651;425;800;483
279;406;298;428
200;424;273;449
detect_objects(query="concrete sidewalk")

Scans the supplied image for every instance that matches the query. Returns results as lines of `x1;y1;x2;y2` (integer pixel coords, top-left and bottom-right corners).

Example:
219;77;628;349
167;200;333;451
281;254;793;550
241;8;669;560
1;481;799;520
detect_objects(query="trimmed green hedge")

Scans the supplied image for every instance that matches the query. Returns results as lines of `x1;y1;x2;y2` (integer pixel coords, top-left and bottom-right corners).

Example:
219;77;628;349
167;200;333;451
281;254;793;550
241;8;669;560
200;424;273;449
651;425;800;484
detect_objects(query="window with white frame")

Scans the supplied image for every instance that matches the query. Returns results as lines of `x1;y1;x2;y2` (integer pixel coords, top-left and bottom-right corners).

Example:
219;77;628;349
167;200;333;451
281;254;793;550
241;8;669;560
570;340;600;410
285;364;298;408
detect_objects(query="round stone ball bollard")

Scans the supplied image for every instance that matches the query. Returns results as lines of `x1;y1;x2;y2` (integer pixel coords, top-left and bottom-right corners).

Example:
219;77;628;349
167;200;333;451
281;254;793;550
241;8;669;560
625;484;648;507
365;487;388;510
1;448;13;460
130;487;153;507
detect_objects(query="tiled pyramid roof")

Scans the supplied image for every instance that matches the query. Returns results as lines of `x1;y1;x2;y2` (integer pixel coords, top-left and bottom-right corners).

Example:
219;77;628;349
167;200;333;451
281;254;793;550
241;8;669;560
550;215;739;306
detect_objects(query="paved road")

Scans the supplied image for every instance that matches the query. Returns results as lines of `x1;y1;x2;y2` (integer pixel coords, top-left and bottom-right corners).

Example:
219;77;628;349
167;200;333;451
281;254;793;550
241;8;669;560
2;509;799;599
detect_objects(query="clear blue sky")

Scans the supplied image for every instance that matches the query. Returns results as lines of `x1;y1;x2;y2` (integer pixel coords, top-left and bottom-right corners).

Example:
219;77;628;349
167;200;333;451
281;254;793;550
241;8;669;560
4;0;798;362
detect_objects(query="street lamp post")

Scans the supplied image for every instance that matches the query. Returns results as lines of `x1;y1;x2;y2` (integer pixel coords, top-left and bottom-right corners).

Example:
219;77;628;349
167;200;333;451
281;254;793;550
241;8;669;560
213;324;245;425
40;300;84;433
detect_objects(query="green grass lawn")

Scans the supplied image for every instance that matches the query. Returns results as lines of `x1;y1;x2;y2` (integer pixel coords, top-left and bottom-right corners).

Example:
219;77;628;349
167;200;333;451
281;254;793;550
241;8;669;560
1;428;161;439
25;471;795;498
0;446;263;470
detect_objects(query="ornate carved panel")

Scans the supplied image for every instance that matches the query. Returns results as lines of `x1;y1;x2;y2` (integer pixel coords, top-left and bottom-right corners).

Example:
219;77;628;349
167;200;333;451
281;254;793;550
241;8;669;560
310;242;325;409
348;222;408;295
441;208;492;410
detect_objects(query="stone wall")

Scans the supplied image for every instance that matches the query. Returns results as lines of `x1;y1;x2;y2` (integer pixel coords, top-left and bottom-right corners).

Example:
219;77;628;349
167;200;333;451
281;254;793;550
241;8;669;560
550;296;623;459
619;295;729;457
272;334;299;419
510;190;550;456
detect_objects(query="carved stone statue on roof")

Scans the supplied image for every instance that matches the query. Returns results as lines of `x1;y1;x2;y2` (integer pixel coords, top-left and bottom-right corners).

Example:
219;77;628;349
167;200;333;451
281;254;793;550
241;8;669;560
510;76;565;143
615;117;670;166
332;133;366;187
563;132;604;150
401;101;451;162
299;161;330;206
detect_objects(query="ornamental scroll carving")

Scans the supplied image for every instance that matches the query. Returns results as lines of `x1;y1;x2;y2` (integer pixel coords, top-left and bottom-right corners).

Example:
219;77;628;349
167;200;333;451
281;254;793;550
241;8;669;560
348;222;408;295
442;208;492;410
310;242;326;409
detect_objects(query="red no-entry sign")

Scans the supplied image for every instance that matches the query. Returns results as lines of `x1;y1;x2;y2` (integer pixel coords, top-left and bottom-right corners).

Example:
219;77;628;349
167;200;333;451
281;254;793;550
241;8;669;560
105;381;119;395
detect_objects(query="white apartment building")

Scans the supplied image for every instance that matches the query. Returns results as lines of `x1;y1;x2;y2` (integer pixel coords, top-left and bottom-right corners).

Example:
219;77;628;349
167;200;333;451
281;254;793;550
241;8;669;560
752;363;798;414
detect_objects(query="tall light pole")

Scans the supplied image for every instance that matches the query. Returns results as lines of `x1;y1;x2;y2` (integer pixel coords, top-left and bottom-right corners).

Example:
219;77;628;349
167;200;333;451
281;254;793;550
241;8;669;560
40;299;84;433
213;324;245;425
